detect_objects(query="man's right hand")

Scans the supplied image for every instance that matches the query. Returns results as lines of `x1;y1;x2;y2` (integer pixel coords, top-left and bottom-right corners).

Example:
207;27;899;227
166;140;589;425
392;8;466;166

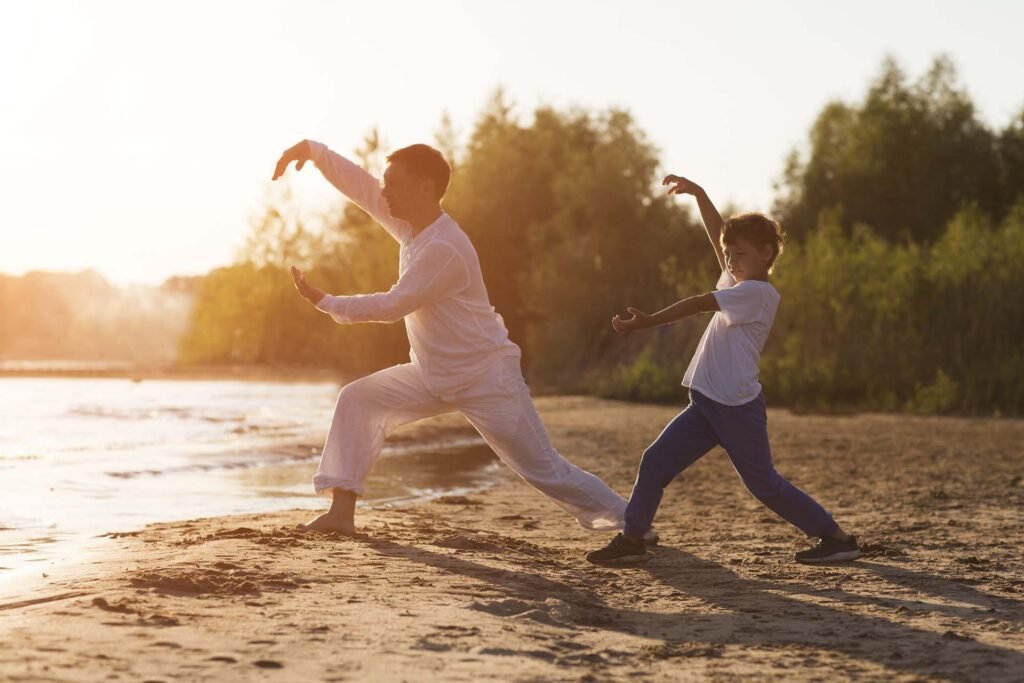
662;174;702;197
273;140;313;180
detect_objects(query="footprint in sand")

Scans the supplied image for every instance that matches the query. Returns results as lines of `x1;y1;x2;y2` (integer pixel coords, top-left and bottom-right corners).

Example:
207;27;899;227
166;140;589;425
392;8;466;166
208;655;237;663
253;660;284;669
413;638;453;652
478;647;557;663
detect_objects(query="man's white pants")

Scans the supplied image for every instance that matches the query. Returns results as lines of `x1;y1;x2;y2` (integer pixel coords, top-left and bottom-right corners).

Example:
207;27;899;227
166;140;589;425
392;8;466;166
313;357;626;531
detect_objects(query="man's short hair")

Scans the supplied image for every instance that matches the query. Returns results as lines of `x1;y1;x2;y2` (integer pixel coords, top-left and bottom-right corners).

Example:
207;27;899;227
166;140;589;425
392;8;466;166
386;144;451;199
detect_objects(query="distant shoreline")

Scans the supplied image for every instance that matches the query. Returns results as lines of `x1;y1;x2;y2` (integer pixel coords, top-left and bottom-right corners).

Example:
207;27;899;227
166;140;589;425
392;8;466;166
0;361;345;384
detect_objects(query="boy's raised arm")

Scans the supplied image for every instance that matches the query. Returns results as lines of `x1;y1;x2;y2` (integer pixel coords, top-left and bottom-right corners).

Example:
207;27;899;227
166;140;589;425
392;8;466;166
663;174;727;273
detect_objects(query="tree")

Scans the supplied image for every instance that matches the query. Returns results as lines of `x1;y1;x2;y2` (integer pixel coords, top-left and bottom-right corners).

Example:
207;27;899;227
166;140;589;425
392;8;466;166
775;55;1004;243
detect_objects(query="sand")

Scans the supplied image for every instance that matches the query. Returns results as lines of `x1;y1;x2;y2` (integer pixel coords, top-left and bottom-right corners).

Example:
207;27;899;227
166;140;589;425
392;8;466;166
2;396;1023;682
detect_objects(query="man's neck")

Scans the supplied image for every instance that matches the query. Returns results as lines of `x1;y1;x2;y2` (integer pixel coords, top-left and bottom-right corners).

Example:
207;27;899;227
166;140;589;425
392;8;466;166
407;206;445;235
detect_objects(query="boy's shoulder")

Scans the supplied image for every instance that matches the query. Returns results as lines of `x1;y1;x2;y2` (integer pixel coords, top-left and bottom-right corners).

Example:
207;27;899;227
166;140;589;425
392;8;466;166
719;276;779;296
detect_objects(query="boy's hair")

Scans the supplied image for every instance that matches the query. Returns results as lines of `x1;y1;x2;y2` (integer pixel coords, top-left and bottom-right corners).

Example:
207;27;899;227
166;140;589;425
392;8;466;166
386;144;451;199
721;212;786;272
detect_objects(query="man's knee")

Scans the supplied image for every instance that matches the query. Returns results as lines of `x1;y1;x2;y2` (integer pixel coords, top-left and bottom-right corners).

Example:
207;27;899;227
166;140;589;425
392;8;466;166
335;378;377;413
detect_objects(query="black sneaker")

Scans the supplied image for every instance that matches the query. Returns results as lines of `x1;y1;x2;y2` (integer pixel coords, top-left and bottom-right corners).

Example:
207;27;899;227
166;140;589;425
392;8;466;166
642;528;660;546
795;534;861;564
586;533;647;564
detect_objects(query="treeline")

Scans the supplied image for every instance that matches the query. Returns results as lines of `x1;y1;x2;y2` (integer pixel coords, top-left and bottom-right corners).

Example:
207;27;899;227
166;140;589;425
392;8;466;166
0;270;195;363
178;57;1024;415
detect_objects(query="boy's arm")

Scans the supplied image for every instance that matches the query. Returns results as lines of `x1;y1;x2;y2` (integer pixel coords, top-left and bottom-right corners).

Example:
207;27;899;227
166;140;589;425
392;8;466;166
663;175;727;272
612;292;719;333
272;139;409;242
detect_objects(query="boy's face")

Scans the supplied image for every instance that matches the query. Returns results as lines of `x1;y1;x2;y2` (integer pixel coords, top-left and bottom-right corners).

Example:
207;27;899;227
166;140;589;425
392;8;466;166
722;237;773;281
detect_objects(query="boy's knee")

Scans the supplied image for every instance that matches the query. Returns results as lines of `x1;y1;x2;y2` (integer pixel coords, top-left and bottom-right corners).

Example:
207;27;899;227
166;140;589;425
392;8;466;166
637;446;676;488
743;469;785;500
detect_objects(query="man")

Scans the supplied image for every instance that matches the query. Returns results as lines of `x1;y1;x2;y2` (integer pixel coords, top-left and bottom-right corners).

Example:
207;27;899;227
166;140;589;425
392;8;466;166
272;138;628;536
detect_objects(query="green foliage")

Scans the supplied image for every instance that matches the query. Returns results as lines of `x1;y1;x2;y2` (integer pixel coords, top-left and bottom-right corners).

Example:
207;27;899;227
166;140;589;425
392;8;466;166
444;94;708;384
172;60;1024;415
776;55;1018;243
907;369;959;415
758;203;1024;414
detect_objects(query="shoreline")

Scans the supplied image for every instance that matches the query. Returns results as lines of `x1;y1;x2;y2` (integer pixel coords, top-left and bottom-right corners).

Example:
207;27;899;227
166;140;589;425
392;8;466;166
3;396;1023;681
0;363;347;384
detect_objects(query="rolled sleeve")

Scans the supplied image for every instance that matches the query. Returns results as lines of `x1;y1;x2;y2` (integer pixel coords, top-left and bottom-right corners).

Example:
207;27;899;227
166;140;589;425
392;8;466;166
315;294;353;324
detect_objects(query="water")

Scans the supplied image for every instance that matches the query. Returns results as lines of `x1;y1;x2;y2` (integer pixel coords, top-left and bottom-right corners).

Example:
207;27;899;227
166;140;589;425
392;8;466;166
0;377;500;588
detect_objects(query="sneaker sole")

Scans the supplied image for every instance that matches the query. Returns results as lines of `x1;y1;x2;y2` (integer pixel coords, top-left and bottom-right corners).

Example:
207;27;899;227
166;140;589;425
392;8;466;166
796;549;861;564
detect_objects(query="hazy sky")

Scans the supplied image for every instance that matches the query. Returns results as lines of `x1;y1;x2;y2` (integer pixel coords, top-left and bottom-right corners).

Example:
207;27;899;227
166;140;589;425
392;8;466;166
3;0;1023;285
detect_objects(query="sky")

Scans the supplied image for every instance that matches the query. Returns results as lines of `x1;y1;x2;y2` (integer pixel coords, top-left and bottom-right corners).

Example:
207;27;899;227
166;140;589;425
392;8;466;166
3;0;1023;285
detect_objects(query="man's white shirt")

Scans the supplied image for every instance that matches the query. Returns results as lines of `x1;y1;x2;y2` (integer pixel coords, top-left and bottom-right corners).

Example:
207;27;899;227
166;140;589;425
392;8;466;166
306;140;521;397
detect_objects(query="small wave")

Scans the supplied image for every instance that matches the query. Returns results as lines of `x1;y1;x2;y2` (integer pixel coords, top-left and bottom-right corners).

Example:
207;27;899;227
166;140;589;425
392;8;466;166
102;435;489;480
67;405;247;423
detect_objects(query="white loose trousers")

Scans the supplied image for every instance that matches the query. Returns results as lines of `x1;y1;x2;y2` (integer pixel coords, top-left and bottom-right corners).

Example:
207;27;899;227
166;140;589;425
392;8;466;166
314;356;627;531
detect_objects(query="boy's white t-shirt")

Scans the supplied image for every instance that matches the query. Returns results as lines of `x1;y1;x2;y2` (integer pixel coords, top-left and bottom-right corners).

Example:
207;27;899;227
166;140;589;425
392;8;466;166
682;271;780;406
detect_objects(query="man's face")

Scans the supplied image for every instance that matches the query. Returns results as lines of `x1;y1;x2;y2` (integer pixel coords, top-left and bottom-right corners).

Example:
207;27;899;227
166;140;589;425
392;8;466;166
723;237;773;281
382;162;431;220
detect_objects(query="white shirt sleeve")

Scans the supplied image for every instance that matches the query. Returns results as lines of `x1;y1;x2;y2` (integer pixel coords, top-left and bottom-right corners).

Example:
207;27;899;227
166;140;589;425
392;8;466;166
315;243;465;324
305;140;410;242
712;280;766;327
715;270;736;290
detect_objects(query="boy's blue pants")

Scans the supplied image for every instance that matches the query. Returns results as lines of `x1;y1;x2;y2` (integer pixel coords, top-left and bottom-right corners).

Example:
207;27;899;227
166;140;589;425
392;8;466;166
624;390;839;539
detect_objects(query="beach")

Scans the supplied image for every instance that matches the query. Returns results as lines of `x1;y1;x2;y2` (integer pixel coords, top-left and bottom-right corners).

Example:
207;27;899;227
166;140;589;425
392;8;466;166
2;395;1023;681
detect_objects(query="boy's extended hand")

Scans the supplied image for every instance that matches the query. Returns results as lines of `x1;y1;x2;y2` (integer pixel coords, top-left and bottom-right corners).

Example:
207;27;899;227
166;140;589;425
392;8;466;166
612;307;652;334
291;266;325;304
662;174;702;196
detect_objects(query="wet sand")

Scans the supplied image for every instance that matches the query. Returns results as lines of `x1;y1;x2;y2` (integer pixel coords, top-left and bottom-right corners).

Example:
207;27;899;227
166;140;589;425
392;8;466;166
2;396;1023;681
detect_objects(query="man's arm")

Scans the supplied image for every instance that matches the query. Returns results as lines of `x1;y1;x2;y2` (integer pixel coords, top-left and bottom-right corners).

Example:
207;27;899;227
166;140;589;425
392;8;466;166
612;292;720;333
663;175;727;273
298;242;464;325
273;139;409;242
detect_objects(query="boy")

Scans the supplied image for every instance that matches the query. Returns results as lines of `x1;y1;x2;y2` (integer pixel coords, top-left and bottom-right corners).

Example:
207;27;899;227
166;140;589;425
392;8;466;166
586;174;860;565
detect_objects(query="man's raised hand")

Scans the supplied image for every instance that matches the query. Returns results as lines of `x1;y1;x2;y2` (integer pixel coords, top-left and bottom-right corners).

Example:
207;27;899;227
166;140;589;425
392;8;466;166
612;307;652;334
273;141;313;181
290;266;325;305
662;174;702;197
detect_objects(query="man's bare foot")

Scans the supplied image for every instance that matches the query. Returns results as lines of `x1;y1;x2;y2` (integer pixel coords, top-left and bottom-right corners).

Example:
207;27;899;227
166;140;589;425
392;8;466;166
297;512;356;535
